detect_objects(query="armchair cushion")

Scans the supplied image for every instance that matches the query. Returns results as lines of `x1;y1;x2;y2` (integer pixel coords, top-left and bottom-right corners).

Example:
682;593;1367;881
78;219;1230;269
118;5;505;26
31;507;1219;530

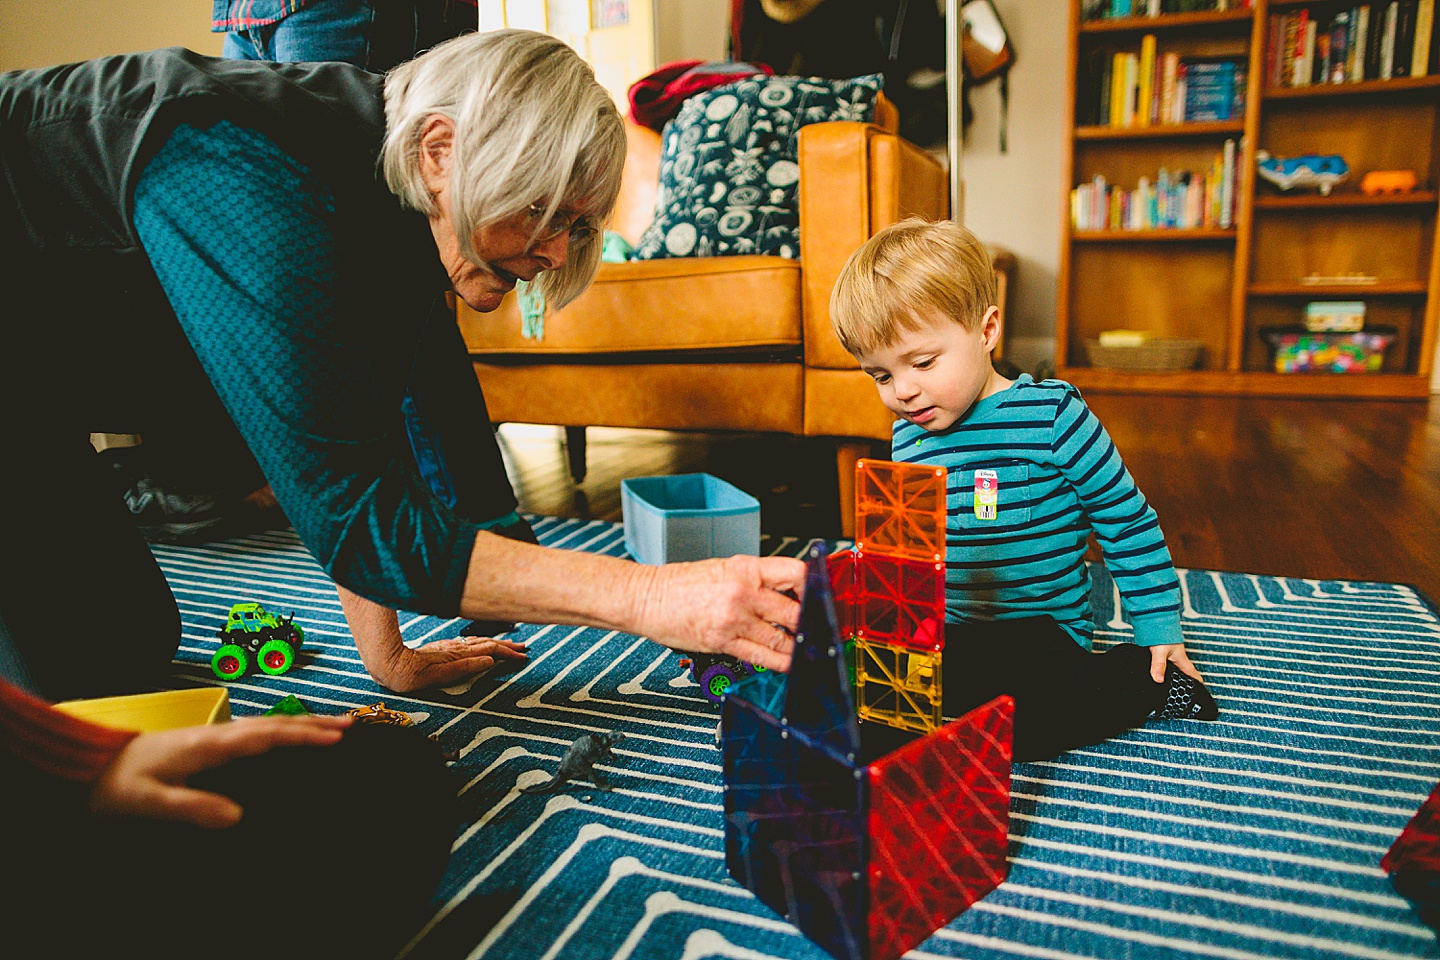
633;73;882;261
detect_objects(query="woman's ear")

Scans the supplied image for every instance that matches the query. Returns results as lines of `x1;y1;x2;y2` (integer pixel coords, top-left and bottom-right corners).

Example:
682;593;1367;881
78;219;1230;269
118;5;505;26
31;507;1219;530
979;305;1003;353
417;114;455;196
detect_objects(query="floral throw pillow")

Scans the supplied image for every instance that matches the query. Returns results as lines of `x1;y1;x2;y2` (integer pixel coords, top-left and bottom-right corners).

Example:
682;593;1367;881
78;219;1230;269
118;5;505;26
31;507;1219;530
632;73;882;261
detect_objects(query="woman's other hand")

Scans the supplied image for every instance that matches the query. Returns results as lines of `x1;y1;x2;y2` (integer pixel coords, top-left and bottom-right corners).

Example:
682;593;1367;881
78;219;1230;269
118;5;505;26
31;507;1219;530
373;636;528;693
89;714;352;828
633;554;807;672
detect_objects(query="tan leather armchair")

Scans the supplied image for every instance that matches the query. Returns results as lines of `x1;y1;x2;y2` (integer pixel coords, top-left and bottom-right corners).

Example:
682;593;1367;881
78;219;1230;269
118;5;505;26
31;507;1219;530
458;97;1006;536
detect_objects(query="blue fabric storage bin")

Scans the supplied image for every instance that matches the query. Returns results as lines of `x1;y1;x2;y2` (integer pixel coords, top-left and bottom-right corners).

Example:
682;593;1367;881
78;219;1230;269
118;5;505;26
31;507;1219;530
621;473;761;564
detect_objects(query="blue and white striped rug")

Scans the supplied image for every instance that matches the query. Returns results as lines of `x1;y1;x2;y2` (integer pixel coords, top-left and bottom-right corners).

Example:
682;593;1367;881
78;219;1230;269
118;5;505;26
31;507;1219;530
151;518;1440;960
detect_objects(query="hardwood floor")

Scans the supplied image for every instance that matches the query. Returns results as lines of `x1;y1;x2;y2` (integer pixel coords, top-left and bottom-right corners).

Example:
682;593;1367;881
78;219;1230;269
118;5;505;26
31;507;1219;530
498;394;1440;604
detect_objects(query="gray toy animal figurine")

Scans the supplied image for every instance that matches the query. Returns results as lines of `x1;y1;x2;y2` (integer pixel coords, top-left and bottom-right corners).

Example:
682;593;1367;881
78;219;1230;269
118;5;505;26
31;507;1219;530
521;731;625;794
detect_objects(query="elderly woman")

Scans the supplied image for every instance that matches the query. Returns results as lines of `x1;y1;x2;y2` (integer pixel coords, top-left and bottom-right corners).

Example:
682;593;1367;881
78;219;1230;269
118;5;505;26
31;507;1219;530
0;29;804;703
0;29;806;958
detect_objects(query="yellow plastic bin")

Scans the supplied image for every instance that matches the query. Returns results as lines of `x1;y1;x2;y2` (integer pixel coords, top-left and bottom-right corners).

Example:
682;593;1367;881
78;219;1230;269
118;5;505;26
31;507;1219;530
54;687;231;732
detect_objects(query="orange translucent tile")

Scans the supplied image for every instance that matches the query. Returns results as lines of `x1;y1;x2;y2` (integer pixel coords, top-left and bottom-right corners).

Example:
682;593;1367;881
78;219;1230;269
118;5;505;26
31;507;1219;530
854;459;947;563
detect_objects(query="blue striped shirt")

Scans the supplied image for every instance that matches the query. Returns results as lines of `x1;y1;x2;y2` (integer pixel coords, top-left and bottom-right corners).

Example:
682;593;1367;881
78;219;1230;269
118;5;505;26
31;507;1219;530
892;375;1183;649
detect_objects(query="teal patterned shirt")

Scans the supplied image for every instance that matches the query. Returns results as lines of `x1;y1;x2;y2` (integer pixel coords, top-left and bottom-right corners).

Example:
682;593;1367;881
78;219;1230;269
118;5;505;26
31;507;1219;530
892;375;1183;649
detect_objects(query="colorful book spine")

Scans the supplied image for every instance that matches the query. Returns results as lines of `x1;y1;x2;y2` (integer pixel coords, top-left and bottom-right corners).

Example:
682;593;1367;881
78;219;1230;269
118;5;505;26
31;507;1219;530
1352;6;1372;82
1399;0;1419;75
1382;1;1399;79
1219;138;1236;229
1161;52;1180;124
1329;11;1351;82
1291;9;1312;85
1282;13;1301;85
1413;0;1434;76
1138;35;1157;125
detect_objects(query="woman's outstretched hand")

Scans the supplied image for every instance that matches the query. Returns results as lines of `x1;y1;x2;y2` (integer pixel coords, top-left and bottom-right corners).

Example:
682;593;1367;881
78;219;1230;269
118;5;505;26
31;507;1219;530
632;554;807;671
88;714;353;829
373;636;529;693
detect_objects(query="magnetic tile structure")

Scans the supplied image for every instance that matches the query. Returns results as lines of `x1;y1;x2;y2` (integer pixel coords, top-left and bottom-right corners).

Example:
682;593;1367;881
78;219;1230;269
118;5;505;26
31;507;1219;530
722;540;1013;960
849;460;948;734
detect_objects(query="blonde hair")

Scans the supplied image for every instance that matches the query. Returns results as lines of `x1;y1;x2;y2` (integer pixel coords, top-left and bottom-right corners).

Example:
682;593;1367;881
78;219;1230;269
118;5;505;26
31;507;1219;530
830;218;998;356
382;30;626;310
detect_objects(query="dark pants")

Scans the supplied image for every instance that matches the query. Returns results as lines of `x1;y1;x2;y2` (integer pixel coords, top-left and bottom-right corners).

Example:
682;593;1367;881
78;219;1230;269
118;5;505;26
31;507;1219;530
942;616;1166;762
0;241;517;700
5;723;459;959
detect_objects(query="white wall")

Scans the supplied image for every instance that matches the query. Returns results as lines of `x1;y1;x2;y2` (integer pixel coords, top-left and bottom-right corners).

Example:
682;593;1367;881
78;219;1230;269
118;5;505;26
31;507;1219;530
654;0;730;64
960;0;1069;373
0;0;221;71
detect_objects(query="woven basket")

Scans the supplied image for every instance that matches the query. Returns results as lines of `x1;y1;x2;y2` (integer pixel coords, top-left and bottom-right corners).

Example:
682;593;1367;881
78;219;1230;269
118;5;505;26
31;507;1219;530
1084;338;1204;371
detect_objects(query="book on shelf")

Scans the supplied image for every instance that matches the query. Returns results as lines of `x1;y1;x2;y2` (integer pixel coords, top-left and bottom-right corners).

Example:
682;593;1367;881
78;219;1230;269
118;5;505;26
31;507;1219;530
1395;0;1416;75
1382;2;1398;79
1138;34;1157;126
1414;0;1434;75
1069;138;1240;231
1266;2;1436;86
1350;6;1370;81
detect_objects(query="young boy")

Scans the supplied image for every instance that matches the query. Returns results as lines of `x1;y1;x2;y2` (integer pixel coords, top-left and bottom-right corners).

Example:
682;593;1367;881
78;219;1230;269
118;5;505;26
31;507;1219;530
830;219;1217;761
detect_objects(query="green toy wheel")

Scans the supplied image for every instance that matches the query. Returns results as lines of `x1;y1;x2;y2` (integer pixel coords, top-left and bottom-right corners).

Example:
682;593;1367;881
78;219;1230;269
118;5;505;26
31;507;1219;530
257;638;296;676
212;644;249;681
289;622;306;646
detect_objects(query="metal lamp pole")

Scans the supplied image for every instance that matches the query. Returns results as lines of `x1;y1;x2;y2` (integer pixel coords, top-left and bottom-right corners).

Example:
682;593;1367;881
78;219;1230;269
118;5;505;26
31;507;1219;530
946;0;963;222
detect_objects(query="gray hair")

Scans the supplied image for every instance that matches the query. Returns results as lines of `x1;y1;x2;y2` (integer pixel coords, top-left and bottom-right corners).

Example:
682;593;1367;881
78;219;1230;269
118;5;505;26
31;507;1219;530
382;29;626;310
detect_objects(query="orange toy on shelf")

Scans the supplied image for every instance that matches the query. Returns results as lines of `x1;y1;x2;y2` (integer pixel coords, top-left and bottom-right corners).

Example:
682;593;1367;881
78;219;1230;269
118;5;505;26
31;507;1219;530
1360;170;1419;195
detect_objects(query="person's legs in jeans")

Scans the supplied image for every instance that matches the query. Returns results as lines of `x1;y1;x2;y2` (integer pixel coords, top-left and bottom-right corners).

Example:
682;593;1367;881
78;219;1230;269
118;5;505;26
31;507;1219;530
220;0;474;73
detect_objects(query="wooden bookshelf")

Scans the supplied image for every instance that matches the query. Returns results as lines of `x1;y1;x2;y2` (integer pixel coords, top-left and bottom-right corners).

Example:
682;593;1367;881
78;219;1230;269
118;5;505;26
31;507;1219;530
1058;0;1440;397
1076;119;1247;138
1263;73;1440;97
1072;227;1239;240
1253;189;1439;207
1080;8;1256;32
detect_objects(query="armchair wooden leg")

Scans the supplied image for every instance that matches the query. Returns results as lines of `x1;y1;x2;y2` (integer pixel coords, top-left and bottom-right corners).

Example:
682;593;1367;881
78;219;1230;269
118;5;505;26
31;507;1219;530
835;440;870;540
565;426;587;484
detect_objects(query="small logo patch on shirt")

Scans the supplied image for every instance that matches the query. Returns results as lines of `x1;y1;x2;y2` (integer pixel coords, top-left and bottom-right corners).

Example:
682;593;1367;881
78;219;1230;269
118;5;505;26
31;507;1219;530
974;469;998;520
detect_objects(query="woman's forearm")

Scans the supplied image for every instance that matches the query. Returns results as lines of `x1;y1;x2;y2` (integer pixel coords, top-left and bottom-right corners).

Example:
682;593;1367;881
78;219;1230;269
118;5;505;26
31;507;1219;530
457;531;654;631
336;585;407;681
457;531;806;671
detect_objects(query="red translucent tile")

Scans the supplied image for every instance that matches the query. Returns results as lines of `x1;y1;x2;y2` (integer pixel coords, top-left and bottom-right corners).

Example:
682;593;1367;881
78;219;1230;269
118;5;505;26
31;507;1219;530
854;552;945;651
827;547;857;641
866;695;1014;960
1385;781;1440;875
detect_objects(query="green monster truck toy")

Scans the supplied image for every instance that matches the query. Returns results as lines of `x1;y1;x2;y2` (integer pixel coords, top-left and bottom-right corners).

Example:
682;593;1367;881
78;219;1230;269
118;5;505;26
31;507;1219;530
211;602;306;680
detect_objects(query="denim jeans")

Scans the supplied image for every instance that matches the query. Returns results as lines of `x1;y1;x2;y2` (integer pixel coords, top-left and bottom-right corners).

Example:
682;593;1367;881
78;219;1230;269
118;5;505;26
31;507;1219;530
221;0;475;73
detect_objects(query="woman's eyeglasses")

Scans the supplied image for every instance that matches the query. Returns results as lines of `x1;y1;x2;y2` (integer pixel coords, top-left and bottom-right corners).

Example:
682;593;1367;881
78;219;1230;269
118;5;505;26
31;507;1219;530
525;203;598;245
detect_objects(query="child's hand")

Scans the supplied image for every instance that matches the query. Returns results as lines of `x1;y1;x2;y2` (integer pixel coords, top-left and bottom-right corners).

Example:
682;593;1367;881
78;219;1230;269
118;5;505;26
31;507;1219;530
1149;643;1202;684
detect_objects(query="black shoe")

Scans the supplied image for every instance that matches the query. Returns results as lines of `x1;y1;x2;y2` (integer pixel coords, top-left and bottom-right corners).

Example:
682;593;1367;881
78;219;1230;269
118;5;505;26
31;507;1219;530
1148;665;1220;721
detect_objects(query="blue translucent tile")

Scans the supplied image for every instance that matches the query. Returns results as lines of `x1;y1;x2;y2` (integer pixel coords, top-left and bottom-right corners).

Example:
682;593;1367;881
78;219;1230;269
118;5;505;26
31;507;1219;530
781;541;860;760
723;693;869;960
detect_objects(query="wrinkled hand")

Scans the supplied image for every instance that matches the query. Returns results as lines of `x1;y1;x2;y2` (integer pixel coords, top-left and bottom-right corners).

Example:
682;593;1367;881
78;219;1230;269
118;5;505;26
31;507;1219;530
373;637;529;693
1149;643;1202;684
634;555;807;671
89;714;353;829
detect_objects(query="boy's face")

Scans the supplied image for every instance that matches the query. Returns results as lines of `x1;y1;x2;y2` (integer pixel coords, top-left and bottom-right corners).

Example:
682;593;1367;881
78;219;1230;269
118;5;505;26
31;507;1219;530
854;307;1004;432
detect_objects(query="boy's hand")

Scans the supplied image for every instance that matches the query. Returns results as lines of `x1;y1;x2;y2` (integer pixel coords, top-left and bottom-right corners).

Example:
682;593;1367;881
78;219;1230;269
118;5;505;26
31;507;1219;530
1149;643;1202;684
